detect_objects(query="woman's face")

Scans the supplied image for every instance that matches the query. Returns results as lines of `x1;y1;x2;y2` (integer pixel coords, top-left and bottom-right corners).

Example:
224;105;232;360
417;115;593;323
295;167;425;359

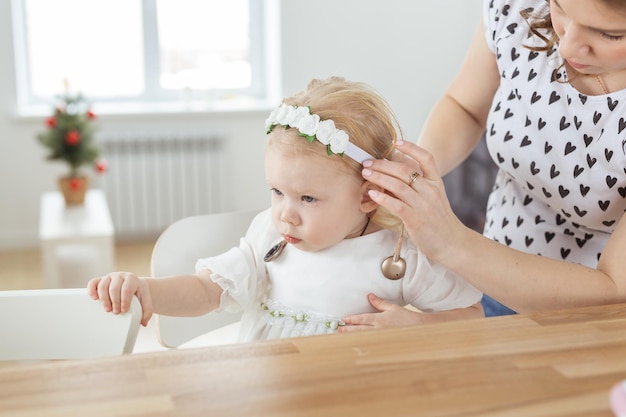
265;141;369;253
551;0;626;74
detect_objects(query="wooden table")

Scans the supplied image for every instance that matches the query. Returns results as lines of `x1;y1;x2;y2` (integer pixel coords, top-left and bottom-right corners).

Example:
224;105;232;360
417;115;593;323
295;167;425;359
1;303;625;417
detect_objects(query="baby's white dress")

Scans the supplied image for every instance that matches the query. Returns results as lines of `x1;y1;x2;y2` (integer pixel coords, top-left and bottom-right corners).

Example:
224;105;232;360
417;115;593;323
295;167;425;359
196;209;482;341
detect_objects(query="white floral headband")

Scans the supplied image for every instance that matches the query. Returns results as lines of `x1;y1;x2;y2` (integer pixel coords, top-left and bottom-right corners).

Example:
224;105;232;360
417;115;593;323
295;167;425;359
265;103;374;164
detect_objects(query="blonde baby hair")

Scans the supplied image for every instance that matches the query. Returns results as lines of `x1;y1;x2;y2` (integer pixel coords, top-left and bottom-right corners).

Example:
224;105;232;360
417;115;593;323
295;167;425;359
266;76;404;232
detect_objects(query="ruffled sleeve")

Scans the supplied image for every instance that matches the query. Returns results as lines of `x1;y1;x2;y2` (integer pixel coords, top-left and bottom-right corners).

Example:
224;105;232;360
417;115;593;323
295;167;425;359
195;208;278;313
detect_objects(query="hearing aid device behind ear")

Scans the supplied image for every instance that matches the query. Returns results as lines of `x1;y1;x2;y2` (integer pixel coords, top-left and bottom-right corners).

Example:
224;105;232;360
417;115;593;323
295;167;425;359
381;224;406;280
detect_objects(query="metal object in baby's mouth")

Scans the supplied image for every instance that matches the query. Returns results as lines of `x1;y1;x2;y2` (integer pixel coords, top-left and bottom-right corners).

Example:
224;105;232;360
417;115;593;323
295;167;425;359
264;240;287;262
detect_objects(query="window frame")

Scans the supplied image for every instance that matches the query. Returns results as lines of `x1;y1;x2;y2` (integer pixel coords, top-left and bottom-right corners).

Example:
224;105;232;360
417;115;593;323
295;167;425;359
11;0;276;113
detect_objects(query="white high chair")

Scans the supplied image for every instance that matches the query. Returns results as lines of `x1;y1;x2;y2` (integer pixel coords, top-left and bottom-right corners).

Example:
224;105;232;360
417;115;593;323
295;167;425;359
0;288;141;360
151;209;262;348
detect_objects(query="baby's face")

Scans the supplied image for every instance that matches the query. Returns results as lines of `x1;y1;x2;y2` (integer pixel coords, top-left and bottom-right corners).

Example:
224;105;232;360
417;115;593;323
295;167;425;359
265;147;367;253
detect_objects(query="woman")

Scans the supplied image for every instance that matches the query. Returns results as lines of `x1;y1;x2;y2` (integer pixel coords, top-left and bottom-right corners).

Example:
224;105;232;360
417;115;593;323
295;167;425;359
341;0;626;328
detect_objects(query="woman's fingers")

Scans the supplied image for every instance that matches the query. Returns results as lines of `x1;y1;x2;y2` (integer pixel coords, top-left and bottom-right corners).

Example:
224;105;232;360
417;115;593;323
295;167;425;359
394;140;439;179
363;159;442;221
364;158;419;189
341;293;425;332
363;140;464;261
363;141;441;200
342;312;376;327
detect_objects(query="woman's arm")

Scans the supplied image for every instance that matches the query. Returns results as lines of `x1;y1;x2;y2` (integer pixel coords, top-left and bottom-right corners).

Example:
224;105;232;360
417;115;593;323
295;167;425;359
417;20;500;175
443;209;626;313
362;141;626;313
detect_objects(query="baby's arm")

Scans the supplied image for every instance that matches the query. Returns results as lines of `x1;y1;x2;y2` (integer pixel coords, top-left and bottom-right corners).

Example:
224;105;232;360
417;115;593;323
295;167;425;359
340;293;484;333
87;269;222;326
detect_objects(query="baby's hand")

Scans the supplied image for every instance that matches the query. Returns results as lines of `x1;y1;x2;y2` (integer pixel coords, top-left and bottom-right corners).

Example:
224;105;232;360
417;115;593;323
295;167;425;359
87;272;153;326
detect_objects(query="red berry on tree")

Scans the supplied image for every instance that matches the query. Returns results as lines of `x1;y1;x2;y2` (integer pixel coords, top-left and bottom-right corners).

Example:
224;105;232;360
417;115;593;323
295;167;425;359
69;177;83;190
46;117;56;128
95;160;108;174
66;130;80;145
86;110;96;119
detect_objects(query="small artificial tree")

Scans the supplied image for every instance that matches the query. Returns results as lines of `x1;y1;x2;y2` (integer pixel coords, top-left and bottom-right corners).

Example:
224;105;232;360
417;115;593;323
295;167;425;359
37;93;107;180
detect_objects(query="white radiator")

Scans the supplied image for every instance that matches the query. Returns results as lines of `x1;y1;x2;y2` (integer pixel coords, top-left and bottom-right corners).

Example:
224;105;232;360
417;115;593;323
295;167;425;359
97;130;224;239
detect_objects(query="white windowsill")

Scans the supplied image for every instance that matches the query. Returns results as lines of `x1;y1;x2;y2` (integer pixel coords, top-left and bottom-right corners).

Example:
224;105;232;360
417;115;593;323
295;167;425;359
13;95;277;123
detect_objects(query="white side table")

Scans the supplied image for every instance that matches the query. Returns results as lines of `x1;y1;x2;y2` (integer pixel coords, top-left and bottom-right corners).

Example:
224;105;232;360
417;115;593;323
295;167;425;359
39;190;115;288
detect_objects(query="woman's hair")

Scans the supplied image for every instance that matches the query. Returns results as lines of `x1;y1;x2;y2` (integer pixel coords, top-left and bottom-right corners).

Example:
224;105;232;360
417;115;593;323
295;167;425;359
521;3;555;53
521;1;626;82
266;76;404;231
522;0;626;52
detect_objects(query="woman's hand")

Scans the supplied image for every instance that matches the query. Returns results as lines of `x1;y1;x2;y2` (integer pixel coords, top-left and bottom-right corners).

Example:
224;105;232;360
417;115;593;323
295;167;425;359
87;272;153;326
340;293;425;332
340;294;485;333
362;140;468;263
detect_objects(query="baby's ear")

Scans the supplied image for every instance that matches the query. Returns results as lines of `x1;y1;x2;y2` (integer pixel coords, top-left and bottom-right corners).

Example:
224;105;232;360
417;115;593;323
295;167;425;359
359;181;382;212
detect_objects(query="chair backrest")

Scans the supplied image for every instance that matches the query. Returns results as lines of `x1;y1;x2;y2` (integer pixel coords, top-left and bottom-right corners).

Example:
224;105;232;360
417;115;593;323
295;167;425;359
151;208;262;348
0;288;141;360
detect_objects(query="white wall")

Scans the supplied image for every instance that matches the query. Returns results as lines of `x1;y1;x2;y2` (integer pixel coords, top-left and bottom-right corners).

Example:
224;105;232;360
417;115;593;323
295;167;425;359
280;0;482;137
0;0;481;249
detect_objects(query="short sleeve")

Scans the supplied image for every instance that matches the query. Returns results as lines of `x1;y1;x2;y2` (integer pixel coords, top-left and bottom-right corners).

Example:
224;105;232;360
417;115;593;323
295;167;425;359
483;0;497;54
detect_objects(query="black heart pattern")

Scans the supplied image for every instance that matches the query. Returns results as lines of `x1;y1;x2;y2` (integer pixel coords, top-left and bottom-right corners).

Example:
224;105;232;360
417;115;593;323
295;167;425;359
483;1;624;271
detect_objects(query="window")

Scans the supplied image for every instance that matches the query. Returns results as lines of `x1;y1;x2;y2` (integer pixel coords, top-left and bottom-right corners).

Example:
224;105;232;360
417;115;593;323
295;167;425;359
12;0;275;110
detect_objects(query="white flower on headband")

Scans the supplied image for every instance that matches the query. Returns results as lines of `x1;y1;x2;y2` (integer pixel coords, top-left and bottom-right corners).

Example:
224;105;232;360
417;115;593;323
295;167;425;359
289;106;309;128
296;113;321;138
329;129;349;154
316;119;349;154
315;120;335;145
265;104;350;156
265;104;290;129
